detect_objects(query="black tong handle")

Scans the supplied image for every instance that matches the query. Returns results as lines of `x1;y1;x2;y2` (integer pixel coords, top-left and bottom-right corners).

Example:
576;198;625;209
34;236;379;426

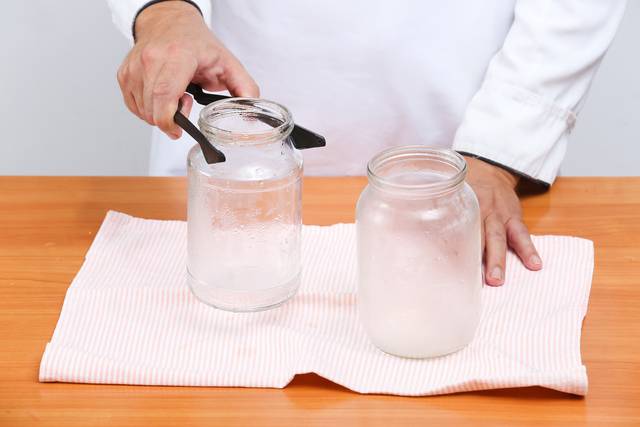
174;101;225;164
186;84;327;150
174;84;326;164
186;83;227;105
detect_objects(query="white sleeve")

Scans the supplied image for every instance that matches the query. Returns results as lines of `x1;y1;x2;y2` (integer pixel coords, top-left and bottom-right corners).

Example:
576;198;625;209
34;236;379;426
106;0;212;43
452;0;627;184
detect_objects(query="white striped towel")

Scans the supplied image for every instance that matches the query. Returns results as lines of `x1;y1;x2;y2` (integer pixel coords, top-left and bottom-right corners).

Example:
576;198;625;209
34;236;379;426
39;211;594;396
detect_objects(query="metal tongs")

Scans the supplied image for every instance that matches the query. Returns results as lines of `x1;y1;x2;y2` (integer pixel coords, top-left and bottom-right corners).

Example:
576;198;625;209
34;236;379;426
174;84;326;164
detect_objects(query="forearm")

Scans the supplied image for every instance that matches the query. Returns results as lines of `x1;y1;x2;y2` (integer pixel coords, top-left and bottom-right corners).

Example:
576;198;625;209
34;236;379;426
106;0;212;42
134;1;204;41
453;0;627;184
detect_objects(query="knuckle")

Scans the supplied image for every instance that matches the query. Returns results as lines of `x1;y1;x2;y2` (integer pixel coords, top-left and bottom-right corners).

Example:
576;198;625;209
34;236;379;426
505;216;525;230
140;46;161;68
156;116;175;133
210;50;221;63
151;81;173;99
487;229;506;241
123;101;136;115
122;93;140;116
141;105;154;123
165;41;186;57
520;239;536;252
486;211;504;224
133;110;144;121
508;228;530;244
156;119;168;130
506;219;531;240
116;66;126;86
154;111;170;127
143;111;154;125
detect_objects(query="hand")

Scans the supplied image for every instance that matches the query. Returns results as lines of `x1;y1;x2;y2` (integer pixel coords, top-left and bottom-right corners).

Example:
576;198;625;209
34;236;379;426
463;156;543;286
117;1;259;139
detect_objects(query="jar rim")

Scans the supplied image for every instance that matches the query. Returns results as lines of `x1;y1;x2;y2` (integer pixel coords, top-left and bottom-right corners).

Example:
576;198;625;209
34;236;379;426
367;146;467;195
198;97;294;145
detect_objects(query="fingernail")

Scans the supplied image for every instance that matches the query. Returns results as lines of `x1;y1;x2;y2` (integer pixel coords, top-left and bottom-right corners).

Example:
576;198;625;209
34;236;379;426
490;266;503;281
530;254;542;267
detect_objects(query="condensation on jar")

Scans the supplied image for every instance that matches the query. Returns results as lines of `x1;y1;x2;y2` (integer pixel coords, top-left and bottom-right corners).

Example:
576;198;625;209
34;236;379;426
187;97;303;312
356;146;482;358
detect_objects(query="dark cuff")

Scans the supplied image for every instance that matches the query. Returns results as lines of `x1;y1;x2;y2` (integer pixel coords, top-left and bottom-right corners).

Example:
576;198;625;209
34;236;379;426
132;0;203;42
457;151;551;190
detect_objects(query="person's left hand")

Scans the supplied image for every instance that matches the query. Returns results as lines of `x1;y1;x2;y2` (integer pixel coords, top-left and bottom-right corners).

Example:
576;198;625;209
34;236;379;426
463;156;543;286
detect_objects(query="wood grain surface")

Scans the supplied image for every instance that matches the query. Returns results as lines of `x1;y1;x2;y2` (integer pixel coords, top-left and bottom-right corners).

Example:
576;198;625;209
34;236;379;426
1;176;639;426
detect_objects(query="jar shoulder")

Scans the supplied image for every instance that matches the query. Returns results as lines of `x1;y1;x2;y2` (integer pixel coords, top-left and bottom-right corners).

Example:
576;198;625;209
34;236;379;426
356;183;479;225
188;141;303;180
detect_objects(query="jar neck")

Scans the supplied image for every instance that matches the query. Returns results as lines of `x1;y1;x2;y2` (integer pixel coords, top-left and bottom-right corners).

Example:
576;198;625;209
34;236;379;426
367;146;467;197
198;98;294;146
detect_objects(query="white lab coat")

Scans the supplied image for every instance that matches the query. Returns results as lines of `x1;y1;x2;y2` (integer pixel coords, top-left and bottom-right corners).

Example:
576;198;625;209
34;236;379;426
107;0;626;183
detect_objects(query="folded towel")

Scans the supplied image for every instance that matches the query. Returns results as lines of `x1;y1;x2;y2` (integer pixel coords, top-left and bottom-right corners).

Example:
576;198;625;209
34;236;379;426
40;211;594;396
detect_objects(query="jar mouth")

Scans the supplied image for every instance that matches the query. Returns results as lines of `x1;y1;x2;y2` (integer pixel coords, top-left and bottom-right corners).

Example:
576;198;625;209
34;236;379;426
198;97;294;145
367;146;467;195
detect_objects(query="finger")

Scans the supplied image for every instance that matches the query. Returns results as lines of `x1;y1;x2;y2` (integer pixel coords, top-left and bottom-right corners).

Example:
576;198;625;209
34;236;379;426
194;61;224;92
506;218;542;271
117;64;143;119
140;49;167;124
123;91;143;119
126;66;147;122
152;58;198;139
141;64;163;125
130;88;145;121
222;56;260;98
480;218;486;255
142;75;159;124
179;93;193;118
484;213;507;286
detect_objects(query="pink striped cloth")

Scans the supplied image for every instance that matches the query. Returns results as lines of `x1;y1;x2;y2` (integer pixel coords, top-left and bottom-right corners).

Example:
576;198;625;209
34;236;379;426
39;211;594;396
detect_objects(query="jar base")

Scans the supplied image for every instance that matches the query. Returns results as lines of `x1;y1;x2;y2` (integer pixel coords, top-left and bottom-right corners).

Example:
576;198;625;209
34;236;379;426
372;340;473;360
187;268;301;312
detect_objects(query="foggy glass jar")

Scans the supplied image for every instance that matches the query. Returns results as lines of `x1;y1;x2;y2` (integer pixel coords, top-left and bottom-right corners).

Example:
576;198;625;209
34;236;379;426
187;98;303;312
356;146;482;358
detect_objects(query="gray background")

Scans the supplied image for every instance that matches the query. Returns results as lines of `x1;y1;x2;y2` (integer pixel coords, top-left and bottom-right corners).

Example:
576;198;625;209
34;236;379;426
0;1;637;176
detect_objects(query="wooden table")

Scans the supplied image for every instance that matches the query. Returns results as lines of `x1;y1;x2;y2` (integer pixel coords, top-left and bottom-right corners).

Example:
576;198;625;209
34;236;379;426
1;177;639;426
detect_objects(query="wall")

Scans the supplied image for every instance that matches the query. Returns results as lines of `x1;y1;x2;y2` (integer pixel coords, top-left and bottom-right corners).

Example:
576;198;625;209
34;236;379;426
0;1;638;176
0;1;150;175
562;0;639;176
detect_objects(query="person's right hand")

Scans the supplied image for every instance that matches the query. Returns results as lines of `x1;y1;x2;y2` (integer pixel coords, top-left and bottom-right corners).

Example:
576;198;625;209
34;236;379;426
117;1;259;139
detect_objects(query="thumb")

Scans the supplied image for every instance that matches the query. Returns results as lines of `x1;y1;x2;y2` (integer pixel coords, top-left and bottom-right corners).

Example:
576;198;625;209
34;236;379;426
179;93;193;118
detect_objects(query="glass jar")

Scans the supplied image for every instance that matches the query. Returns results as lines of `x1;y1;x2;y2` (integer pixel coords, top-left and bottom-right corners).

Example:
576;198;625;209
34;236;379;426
356;146;482;358
187;98;303;312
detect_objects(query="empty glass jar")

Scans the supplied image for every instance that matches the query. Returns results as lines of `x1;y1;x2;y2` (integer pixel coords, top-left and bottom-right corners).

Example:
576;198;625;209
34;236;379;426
356;146;482;358
187;98;303;312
